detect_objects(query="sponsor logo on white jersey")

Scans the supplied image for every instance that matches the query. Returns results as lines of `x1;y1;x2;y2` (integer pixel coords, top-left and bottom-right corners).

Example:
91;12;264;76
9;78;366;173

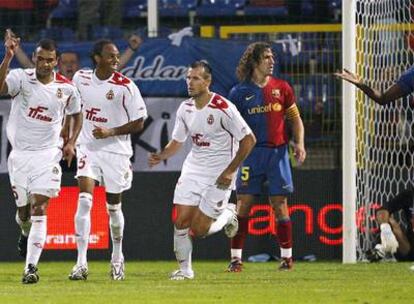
85;107;108;123
28;106;52;122
191;133;210;147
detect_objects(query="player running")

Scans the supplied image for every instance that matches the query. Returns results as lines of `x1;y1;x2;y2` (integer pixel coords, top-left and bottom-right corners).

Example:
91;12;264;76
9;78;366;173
148;60;256;280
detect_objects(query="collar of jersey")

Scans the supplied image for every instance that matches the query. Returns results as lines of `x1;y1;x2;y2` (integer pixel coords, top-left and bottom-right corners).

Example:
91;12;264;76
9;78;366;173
193;93;215;110
92;70;113;85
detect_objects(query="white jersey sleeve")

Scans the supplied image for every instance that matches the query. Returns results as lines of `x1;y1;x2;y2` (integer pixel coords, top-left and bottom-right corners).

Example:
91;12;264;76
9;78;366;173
221;102;252;141
65;86;82;115
124;82;147;121
172;103;188;143
6;68;24;97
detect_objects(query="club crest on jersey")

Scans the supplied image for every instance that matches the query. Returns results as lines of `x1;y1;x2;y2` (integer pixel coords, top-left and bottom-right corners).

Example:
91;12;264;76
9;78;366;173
272;89;281;98
273;102;282;112
106;90;114;100
207;114;214;125
56;88;63;99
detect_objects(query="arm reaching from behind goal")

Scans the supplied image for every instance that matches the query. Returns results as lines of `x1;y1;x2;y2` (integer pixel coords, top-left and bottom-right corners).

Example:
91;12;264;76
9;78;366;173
335;68;411;106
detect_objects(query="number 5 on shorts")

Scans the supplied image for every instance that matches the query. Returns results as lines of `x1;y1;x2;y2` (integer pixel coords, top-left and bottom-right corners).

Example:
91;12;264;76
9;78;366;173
241;166;250;181
78;155;86;169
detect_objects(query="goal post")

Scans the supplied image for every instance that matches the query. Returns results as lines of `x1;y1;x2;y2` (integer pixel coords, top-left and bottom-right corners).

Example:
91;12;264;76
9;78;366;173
343;0;414;263
342;0;357;264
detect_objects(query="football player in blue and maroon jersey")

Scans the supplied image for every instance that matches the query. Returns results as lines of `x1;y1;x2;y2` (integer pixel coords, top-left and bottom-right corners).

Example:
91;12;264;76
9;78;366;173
227;42;306;272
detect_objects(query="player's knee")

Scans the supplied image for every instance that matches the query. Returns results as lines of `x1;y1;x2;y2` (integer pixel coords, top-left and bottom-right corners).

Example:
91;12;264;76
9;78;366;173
106;192;122;205
16;206;31;222
174;210;193;229
237;202;251;217
15;211;30;226
190;226;206;238
190;222;209;238
31;203;47;216
271;201;288;217
174;217;191;230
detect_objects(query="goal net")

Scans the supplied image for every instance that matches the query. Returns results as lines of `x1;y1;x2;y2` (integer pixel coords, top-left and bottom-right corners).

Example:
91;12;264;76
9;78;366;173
354;0;414;260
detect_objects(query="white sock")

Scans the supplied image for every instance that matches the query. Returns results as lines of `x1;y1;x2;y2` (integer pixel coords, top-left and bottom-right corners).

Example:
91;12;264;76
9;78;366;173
231;249;242;260
107;203;124;263
207;206;234;236
15;212;31;237
26;215;47;267
174;227;193;274
380;223;392;232
75;192;92;266
281;248;292;259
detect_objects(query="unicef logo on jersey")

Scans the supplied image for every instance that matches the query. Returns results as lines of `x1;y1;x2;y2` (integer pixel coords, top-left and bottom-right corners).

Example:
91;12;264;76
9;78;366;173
247;103;282;115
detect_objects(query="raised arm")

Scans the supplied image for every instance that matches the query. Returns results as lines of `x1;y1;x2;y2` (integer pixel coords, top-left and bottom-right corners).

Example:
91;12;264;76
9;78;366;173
335;68;408;106
0;29;20;96
118;34;142;70
15;46;34;69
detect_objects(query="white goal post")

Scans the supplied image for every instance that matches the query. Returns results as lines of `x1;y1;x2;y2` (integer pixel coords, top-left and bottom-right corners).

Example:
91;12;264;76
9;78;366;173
343;0;414;263
342;0;357;264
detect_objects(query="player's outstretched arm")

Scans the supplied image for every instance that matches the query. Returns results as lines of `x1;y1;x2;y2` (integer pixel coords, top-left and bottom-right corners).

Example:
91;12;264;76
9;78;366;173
148;139;183;168
334;68;407;106
216;133;256;190
0;29;19;96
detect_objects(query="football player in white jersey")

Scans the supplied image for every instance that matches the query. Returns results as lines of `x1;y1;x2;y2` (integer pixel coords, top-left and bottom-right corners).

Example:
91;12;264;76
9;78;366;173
0;30;83;284
148;61;256;280
69;39;147;281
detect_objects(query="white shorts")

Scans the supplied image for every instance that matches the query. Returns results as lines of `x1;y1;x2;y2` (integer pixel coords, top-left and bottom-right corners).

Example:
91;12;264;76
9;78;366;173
8;149;62;206
76;145;132;194
173;176;231;219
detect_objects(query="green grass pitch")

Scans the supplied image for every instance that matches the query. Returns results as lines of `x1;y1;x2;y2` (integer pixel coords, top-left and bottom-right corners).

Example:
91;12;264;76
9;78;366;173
0;261;413;303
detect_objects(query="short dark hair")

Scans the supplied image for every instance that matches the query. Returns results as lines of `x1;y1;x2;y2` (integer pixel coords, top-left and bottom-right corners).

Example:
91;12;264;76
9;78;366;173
190;60;212;79
90;39;114;66
60;51;80;60
35;38;58;55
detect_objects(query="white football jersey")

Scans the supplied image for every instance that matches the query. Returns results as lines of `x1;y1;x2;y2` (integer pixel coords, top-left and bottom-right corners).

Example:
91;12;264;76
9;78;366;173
73;70;147;157
6;68;81;151
173;93;252;185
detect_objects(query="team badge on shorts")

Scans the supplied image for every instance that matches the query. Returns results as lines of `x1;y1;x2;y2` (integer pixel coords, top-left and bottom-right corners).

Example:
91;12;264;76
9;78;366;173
56;88;63;99
52;166;59;175
106;90;114;100
272;89;280;98
207;114;214;125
